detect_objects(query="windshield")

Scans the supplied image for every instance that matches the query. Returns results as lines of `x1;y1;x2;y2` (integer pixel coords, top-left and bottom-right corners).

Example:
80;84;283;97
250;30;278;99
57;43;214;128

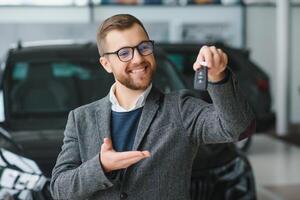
5;54;185;116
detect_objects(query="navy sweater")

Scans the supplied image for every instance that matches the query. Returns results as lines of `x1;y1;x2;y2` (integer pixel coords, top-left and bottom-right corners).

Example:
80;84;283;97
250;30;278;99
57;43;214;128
110;107;143;152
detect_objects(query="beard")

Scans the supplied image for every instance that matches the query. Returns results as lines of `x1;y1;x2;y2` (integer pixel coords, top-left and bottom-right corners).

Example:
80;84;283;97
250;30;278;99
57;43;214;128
115;62;156;90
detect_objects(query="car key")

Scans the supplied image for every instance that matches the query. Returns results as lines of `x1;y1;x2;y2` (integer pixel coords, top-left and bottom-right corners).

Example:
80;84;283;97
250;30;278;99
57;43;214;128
194;61;208;91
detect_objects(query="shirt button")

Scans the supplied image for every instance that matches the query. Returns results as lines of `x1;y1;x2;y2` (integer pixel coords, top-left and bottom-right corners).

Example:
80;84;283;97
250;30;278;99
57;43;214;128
120;192;128;199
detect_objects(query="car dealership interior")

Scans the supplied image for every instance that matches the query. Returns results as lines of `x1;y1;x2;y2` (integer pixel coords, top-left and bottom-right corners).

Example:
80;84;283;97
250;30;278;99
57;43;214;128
0;0;300;200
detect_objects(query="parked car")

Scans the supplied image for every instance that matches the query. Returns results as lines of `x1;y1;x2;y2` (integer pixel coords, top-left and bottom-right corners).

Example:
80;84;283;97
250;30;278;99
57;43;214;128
0;40;256;199
0;127;52;200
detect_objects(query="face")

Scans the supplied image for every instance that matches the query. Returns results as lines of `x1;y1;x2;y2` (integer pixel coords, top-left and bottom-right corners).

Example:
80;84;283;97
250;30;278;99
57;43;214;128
99;23;156;91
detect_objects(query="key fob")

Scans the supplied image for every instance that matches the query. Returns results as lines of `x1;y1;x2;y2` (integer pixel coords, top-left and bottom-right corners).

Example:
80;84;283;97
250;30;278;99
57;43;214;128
194;64;208;91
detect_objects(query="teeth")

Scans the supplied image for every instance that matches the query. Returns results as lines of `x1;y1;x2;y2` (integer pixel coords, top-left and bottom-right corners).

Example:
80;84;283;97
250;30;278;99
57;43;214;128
131;68;145;73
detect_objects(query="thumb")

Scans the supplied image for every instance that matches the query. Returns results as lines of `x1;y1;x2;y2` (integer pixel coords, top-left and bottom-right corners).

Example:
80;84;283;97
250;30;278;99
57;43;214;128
101;138;113;152
193;60;208;71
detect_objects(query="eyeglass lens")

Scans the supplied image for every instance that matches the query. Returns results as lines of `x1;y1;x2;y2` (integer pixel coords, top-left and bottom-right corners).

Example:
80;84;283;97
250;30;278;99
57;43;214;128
118;41;153;61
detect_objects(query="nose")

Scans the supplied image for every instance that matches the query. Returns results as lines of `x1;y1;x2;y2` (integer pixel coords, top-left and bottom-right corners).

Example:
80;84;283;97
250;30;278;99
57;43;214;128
131;48;143;64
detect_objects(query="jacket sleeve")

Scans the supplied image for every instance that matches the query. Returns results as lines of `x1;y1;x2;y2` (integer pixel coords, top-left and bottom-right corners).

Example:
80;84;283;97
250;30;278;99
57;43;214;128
50;111;113;200
178;71;256;145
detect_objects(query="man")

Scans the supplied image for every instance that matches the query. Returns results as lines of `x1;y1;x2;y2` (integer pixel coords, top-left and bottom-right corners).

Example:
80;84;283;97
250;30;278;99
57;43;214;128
50;14;255;200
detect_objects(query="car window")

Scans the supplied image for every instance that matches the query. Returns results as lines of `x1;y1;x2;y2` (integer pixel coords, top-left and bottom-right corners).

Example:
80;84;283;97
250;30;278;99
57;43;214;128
13;62;29;80
7;60;113;115
154;56;185;93
166;53;197;75
52;63;91;80
6;55;185;116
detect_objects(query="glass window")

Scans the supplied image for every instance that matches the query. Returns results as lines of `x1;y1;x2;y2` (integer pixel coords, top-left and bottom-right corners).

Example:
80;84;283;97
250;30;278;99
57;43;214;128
154;56;185;93
8;60;113;115
13;62;28;80
52;63;91;80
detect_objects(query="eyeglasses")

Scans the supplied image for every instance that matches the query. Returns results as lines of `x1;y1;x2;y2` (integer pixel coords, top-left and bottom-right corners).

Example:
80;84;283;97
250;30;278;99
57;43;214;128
102;40;154;62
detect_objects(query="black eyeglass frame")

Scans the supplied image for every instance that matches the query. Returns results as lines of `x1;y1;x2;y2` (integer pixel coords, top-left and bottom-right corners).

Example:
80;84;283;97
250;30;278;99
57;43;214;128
102;40;155;62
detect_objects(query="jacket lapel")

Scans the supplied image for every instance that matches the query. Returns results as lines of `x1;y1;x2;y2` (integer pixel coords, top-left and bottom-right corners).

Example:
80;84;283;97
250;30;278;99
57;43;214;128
132;87;162;151
95;95;111;143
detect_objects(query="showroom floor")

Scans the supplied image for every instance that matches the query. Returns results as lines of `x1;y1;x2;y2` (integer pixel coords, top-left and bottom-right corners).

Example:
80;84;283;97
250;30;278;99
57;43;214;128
247;134;300;200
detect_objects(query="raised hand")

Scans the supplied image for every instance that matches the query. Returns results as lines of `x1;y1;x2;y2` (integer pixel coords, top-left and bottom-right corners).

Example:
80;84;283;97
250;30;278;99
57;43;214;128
100;138;151;172
193;45;228;83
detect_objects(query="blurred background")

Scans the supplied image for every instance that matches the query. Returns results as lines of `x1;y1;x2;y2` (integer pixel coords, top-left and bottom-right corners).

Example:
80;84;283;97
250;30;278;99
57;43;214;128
0;0;299;200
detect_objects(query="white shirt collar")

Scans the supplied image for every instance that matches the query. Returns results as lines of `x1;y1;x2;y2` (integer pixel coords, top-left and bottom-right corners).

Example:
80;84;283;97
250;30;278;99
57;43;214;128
109;83;152;112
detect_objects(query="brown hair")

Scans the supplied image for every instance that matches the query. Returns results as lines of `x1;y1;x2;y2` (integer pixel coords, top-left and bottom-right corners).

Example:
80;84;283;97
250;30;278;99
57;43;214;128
96;14;149;56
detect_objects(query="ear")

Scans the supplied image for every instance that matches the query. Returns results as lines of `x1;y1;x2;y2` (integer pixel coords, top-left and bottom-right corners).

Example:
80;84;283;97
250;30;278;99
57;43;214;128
99;56;113;73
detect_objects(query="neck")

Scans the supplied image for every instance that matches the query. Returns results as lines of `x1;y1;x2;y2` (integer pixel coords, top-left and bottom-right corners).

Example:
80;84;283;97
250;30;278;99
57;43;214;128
114;82;146;110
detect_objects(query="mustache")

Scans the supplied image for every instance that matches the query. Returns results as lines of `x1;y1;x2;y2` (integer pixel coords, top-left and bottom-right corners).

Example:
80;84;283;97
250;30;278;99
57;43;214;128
126;61;149;71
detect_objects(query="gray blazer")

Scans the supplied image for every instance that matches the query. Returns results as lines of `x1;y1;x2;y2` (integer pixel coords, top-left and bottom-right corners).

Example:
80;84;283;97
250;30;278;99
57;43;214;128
50;75;255;200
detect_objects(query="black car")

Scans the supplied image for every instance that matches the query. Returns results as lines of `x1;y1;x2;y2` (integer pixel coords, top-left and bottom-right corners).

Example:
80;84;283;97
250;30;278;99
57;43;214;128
0;40;256;200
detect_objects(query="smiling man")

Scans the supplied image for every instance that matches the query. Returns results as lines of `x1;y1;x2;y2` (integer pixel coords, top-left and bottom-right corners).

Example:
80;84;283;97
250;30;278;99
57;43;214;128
50;14;255;200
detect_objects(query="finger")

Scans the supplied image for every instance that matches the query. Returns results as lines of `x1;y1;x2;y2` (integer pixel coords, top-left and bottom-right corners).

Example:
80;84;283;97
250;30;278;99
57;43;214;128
194;46;209;71
222;52;228;66
200;46;213;68
193;61;208;71
210;46;219;55
142;151;151;157
101;138;113;152
114;151;149;161
210;46;221;67
217;49;224;65
118;155;148;169
193;49;206;71
217;49;228;66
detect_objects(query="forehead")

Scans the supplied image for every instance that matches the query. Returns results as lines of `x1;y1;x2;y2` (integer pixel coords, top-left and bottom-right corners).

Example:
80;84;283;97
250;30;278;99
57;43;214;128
104;23;149;51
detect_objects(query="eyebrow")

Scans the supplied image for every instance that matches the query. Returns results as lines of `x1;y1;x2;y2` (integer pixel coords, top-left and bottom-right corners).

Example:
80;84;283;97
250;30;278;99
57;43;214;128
111;40;151;52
